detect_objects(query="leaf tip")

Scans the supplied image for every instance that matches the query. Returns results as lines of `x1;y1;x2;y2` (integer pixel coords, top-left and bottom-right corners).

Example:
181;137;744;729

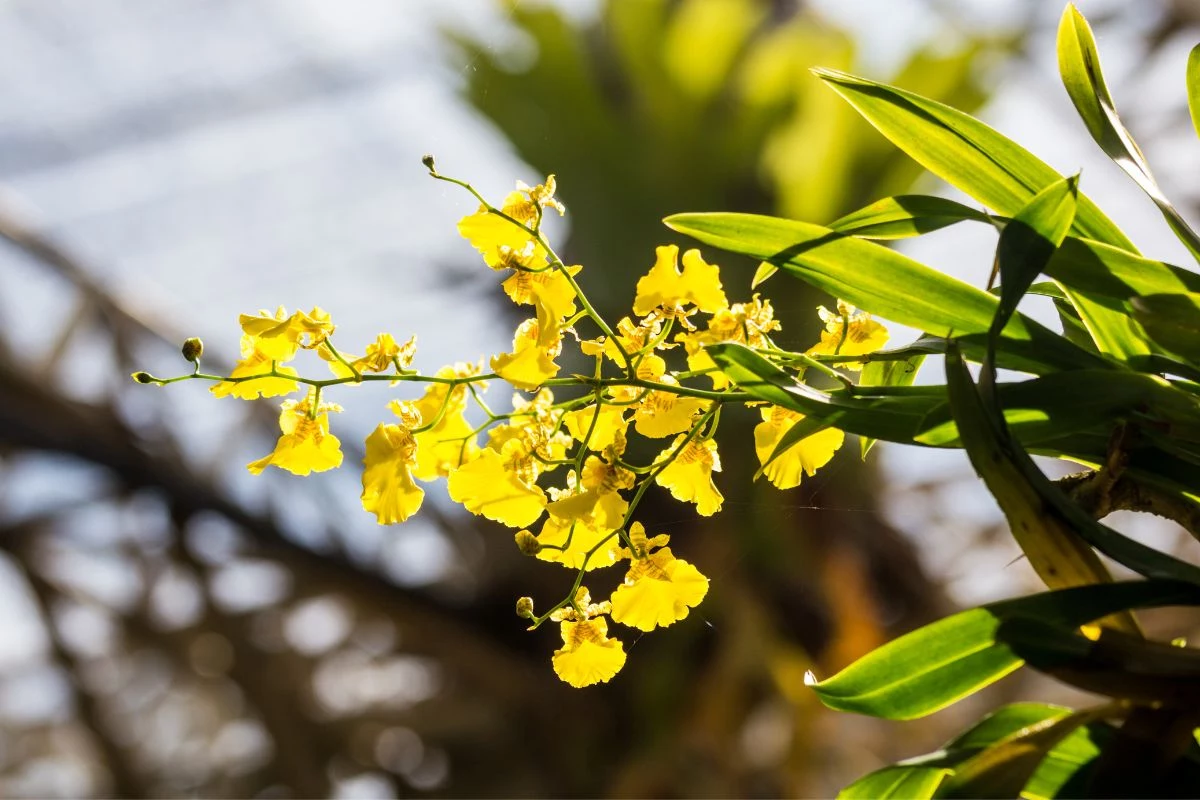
803;669;819;687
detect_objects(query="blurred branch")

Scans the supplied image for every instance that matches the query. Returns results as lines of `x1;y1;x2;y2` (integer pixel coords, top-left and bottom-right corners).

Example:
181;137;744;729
7;538;146;798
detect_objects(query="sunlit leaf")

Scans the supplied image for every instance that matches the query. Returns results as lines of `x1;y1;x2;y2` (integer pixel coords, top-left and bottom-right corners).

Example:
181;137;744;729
829;194;991;239
860;354;925;456
946;345;1200;588
665;212;1106;374
807;580;1200;720
838;766;950;799
1188;44;1200;142
1130;292;1200;364
1057;4;1200;261
936;706;1107;799
812;68;1135;251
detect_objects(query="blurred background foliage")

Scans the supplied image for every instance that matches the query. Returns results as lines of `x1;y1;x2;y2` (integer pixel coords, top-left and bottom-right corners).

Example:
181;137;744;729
2;0;1199;797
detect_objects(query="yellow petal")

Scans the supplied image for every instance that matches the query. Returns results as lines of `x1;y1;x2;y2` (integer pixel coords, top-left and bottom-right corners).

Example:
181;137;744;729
686;348;729;390
360;423;425;524
610;548;709;631
247;414;342;476
633;382;708;439
501;265;581;321
457;206;543;269
807;304;889;369
655;437;723;516
535;514;618;571
491;341;560;391
412;407;478;481
551;618;626;688
447;448;546;528
753;410;844;490
563;403;628;451
633;245;727;316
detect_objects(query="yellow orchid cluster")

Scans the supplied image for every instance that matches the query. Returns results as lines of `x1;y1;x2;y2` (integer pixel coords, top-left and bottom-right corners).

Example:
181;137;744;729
133;165;888;688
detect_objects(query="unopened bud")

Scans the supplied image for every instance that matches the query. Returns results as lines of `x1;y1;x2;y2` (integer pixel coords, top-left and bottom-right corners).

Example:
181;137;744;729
515;596;535;619
181;337;204;363
131;371;154;384
514;529;541;556
421;154;436;172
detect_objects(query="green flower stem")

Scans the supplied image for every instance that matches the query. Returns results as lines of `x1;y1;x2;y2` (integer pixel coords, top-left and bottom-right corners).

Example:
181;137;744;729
320;339;362;381
764;343;855;390
143;364;753;407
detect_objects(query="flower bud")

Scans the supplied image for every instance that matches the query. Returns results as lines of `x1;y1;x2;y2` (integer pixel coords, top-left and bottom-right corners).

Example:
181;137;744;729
514;529;541;556
131;371;154;384
421;154;436;172
181;337;204;363
515;596;535;619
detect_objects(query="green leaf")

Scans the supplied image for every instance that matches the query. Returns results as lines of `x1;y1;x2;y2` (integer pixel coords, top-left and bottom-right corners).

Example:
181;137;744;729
945;344;1123;601
1022;722;1110;800
828;194;992;239
839;704;1111;800
807;580;1200;720
812;68;1136;251
1057;5;1200;262
1047;237;1200;299
706;342;945;443
946;344;1200;587
1046;236;1200;358
1130;292;1200;363
936;706;1107;799
990;174;1079;342
839;766;950;799
708;343;1200;458
664;212;1107;374
943;703;1072;750
860;354;925;456
999;617;1200;705
1188;44;1200;142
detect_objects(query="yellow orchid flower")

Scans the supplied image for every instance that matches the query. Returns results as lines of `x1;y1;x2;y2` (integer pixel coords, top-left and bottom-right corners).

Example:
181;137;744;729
447;441;547;529
247;390;343;476
754;406;844;490
610;523;709;631
456;175;563;268
239;306;334;363
550;588;625;688
552;617;626;687
491;287;563;391
633;377;708;438
210;337;299;399
563;403;628;452
807;300;888;369
655;436;723;516
633;245;728;317
678;294;781;389
360;403;425;525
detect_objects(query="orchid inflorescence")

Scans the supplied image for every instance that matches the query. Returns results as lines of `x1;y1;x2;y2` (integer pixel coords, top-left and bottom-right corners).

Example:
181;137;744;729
134;160;888;687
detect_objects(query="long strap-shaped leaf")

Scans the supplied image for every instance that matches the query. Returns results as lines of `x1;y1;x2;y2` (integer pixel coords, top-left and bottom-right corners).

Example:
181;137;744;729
1058;4;1200;263
812;68;1135;250
665;212;1107;374
707;342;1199;451
948;344;1200;588
813;66;1150;360
807;580;1200;720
